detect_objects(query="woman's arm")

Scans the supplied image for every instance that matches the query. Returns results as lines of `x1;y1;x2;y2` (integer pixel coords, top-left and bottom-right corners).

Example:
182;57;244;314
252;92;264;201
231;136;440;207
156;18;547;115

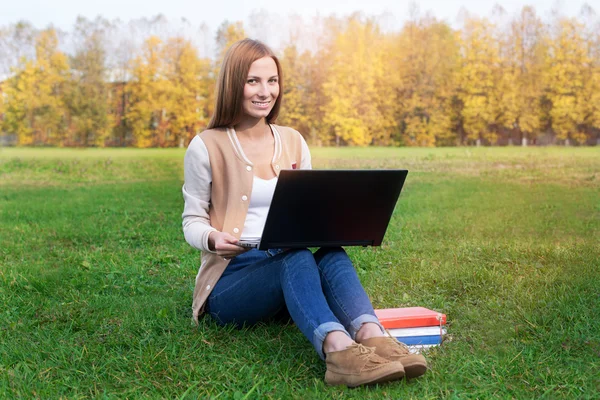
299;134;312;170
182;136;217;253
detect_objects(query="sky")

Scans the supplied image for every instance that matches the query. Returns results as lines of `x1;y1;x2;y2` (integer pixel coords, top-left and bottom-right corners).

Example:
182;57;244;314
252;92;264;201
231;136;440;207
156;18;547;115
0;0;595;64
1;0;595;33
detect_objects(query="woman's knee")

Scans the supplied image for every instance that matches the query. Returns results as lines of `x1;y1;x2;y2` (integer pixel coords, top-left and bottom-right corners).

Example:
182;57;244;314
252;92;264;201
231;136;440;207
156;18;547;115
283;248;315;264
281;248;319;275
314;247;351;267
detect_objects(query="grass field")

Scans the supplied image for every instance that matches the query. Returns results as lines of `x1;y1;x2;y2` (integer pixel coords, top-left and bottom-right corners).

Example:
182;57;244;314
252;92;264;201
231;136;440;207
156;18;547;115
1;146;599;399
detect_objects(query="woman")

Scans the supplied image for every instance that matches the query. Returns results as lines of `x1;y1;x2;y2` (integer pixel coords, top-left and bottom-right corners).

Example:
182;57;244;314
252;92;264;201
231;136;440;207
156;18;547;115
182;38;427;387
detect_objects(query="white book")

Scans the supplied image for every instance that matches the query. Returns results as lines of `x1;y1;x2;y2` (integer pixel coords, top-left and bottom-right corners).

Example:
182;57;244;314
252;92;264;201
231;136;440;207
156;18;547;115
388;327;447;337
408;344;437;354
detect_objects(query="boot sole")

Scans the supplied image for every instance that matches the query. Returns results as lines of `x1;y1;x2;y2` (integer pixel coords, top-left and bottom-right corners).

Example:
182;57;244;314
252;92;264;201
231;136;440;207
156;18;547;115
403;362;428;379
326;368;405;388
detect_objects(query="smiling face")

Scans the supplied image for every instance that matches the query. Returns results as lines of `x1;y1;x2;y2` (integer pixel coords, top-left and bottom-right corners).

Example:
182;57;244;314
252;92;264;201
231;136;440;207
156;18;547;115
241;56;280;122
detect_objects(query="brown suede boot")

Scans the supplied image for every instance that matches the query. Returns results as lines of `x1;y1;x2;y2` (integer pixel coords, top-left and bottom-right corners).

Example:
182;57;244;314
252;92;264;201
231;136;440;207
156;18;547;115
324;343;405;387
360;337;428;379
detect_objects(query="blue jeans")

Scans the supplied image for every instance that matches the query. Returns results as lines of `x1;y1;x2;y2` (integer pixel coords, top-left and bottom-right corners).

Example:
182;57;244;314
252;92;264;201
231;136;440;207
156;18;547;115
205;247;384;359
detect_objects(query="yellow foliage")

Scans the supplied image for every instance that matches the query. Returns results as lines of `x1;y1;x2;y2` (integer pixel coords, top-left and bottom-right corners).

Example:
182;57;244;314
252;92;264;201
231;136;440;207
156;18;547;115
126;36;210;148
1;28;68;145
545;18;588;142
2;9;599;147
320;16;395;146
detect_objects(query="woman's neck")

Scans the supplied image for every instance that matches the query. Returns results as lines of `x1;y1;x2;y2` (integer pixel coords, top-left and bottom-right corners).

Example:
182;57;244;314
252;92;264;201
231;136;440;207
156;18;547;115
234;118;269;139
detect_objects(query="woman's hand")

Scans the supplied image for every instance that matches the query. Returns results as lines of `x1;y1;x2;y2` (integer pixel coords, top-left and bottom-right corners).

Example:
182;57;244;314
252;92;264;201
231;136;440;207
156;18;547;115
208;231;248;260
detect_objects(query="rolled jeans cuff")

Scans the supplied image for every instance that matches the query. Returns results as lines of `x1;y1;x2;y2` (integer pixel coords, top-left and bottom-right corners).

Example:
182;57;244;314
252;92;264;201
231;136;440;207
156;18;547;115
349;314;384;339
313;321;351;360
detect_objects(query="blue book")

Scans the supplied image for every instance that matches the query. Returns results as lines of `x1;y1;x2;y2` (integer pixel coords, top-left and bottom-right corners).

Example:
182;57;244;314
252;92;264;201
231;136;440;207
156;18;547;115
389;327;446;337
395;335;443;346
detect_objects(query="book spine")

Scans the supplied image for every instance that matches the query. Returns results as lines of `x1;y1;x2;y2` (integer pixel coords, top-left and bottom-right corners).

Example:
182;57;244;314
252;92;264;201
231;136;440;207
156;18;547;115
407;344;437;354
379;315;447;329
395;335;443;346
388;327;447;337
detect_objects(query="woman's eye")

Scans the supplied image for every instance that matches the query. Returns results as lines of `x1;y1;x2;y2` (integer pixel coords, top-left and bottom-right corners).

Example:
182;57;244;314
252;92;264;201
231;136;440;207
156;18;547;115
247;79;256;84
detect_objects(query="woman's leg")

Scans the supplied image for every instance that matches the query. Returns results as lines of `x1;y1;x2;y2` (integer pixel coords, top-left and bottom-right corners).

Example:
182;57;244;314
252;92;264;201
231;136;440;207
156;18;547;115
277;249;354;359
313;247;385;339
207;248;406;386
207;248;352;358
312;247;428;378
278;249;405;386
206;248;287;326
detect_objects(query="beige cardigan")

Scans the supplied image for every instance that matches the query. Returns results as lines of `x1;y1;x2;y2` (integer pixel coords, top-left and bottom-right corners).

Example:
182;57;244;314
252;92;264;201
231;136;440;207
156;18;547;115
182;124;311;322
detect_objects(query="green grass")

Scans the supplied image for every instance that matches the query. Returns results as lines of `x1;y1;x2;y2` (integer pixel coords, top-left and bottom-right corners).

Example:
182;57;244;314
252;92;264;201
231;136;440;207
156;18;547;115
1;146;599;399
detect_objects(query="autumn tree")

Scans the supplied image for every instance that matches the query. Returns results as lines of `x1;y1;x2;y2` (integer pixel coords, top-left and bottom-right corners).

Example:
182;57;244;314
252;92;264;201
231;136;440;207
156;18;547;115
0;21;36;76
63;16;112;146
1;28;69;145
1;60;38;144
293;16;339;145
578;5;600;144
162;37;210;147
215;21;246;60
456;15;505;144
127;36;168;147
2;10;600;147
321;15;395;146
545;17;588;144
393;11;460;146
507;6;547;145
277;43;311;139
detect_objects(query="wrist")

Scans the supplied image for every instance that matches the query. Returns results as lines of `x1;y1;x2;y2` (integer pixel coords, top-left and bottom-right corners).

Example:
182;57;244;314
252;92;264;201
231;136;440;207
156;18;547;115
208;231;217;251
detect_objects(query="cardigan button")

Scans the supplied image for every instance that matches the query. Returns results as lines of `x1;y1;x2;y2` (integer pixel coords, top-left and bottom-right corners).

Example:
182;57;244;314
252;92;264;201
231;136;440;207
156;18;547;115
233;228;239;234
206;285;211;290
275;164;280;169
242;195;248;201
246;166;252;172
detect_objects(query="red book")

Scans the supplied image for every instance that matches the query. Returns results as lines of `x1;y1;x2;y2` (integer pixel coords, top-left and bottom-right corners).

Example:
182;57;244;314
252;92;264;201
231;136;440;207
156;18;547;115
375;307;447;329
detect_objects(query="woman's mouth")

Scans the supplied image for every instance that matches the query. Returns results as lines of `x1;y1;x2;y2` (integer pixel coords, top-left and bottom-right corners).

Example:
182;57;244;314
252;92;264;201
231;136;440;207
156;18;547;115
252;101;271;109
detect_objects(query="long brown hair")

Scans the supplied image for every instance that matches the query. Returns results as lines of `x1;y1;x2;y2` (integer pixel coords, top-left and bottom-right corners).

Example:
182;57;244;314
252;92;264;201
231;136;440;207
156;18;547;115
207;39;283;129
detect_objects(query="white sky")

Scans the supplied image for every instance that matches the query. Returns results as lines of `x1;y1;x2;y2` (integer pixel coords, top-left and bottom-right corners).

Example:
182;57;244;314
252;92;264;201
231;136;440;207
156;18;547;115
1;0;594;32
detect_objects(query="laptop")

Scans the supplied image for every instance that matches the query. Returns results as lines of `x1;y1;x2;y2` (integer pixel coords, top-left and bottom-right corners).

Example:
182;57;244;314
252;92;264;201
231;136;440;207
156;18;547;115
238;169;408;250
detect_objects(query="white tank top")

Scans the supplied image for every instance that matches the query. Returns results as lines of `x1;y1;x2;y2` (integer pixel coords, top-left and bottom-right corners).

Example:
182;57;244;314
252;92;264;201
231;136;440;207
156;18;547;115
241;176;278;239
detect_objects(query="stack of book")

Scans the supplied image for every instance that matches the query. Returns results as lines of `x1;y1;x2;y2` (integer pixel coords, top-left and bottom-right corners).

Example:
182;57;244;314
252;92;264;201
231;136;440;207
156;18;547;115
375;307;447;353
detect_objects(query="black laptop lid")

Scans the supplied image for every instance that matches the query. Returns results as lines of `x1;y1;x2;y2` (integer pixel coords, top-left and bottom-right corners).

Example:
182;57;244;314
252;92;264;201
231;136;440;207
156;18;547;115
258;169;408;250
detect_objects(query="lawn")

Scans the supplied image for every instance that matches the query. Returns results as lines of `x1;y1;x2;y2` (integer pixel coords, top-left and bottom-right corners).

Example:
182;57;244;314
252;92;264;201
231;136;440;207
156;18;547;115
1;146;599;399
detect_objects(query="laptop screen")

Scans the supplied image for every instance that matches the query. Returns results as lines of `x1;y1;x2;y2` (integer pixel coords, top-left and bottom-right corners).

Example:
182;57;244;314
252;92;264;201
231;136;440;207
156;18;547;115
258;169;408;250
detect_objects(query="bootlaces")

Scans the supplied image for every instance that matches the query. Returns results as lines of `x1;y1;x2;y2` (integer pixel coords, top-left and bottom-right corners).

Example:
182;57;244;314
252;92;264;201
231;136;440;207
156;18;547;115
348;343;387;365
384;335;410;356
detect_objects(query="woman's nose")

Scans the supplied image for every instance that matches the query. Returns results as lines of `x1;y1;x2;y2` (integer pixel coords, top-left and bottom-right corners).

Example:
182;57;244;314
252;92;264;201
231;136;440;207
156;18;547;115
257;82;269;97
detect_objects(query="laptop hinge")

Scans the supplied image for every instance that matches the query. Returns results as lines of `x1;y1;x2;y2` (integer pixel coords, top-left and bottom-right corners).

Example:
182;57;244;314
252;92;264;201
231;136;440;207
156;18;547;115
264;240;374;249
